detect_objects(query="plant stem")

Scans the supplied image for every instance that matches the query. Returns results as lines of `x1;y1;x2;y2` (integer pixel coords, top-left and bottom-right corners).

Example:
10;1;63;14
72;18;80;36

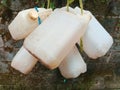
79;0;83;15
66;0;75;11
79;0;84;52
47;0;50;9
80;38;83;52
67;0;69;11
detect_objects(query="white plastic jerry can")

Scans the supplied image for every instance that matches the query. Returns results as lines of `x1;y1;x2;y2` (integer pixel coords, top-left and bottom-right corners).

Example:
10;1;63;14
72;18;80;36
11;46;38;74
74;7;113;59
59;46;87;78
8;8;52;40
24;9;91;69
11;7;90;74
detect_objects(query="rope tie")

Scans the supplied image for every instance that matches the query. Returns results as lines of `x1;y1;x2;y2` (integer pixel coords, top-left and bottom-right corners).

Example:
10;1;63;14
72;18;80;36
34;6;41;25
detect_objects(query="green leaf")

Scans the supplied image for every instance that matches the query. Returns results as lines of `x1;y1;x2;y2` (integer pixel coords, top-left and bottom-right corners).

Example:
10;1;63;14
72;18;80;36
36;0;39;3
41;3;45;8
50;2;55;9
1;0;7;7
68;0;74;5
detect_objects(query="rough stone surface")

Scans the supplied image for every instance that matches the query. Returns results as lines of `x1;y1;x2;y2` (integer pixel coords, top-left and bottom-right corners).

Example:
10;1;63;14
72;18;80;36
0;36;4;47
0;0;120;90
0;62;9;73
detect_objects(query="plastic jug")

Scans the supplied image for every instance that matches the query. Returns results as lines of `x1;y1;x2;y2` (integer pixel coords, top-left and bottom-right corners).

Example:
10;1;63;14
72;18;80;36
59;46;87;78
8;8;52;40
11;46;38;74
24;9;91;69
11;7;90;74
74;7;113;59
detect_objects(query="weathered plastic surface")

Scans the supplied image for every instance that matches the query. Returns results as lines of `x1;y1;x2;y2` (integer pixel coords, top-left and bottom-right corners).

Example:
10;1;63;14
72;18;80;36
10;7;89;75
74;7;113;59
59;46;87;78
8;8;52;40
24;9;91;69
11;46;38;74
60;7;76;15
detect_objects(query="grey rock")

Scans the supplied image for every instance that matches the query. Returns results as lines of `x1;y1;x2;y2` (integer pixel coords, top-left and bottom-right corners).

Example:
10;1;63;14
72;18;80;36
5;48;19;61
0;24;8;31
10;0;22;11
101;18;118;33
0;49;5;61
0;61;9;73
0;47;18;61
89;77;105;90
111;1;120;15
0;36;4;47
110;52;120;63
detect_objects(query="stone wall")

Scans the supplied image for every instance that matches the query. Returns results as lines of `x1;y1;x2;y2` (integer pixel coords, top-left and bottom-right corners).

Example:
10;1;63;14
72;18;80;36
0;0;120;90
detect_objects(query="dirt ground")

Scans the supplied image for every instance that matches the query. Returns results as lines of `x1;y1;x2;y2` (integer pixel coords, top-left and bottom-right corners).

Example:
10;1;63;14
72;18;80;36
0;0;120;90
